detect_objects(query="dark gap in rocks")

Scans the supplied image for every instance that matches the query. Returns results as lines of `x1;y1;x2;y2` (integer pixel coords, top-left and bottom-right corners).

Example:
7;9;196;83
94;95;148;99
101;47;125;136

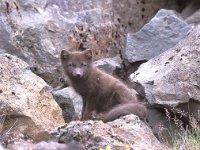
164;61;170;65
125;60;147;79
141;0;145;4
128;21;132;26
78;43;85;50
141;7;145;12
168;56;174;61
5;1;9;13
13;2;19;11
153;102;199;130
5;55;12;60
117;18;121;23
79;33;84;37
80;26;83;31
30;67;38;72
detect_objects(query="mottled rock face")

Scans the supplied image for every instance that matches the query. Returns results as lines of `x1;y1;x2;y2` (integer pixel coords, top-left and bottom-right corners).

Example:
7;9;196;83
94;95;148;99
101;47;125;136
0;54;64;143
0;0;183;87
112;0;181;33
93;56;122;75
186;9;200;25
125;9;192;63
52;115;168;150
129;25;200;121
52;87;82;122
181;0;200;19
7;141;84;150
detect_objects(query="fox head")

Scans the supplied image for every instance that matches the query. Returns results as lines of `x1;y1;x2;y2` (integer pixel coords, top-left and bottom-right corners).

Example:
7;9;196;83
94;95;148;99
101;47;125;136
61;49;93;79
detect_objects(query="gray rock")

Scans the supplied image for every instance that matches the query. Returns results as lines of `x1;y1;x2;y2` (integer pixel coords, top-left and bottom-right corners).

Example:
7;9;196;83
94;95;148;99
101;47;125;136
125;9;192;63
7;141;84;150
181;0;200;19
0;54;64;143
0;17;15;53
0;144;5;150
129;25;200;121
93;55;122;74
186;9;200;25
52;115;168;150
52;87;82;122
147;107;181;143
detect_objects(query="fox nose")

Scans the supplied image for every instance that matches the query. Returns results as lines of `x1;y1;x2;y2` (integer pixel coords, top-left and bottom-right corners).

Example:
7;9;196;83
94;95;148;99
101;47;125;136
75;68;82;78
76;73;81;78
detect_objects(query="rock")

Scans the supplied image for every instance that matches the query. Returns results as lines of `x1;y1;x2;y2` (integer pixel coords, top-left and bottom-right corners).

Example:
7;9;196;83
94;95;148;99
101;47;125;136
7;141;84;150
52;114;168;150
186;9;200;25
7;142;68;150
0;0;120;87
0;144;5;150
0;54;64;144
0;16;15;53
93;55;122;75
0;0;184;87
147;107;180;143
112;0;181;33
181;0;200;19
129;25;200;121
125;9;192;63
52;87;82;122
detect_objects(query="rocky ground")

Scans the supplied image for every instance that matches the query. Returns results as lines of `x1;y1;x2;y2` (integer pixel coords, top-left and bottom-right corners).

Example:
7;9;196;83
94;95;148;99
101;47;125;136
0;0;200;149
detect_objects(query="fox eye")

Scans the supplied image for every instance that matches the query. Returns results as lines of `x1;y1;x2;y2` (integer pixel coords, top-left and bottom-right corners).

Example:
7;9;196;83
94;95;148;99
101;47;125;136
81;63;87;67
68;63;74;67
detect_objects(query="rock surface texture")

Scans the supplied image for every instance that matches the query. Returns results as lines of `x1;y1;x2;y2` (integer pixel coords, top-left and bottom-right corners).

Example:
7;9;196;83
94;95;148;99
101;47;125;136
130;25;200;121
125;9;192;63
7;141;84;150
0;0;182;87
186;9;200;25
93;55;122;75
52;87;82;122
0;54;64;143
52;115;168;150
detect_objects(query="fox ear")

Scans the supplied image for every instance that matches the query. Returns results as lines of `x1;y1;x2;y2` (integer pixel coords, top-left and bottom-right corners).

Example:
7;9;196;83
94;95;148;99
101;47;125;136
84;49;93;61
61;49;70;60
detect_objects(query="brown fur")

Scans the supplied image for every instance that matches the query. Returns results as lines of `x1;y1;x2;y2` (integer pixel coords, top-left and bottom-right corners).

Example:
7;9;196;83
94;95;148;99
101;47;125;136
61;49;147;122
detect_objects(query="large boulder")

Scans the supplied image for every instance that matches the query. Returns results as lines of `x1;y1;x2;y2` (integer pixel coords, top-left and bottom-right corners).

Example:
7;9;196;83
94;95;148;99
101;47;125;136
0;0;183;87
52;114;168;150
0;54;64;143
125;9;192;63
129;25;200;121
